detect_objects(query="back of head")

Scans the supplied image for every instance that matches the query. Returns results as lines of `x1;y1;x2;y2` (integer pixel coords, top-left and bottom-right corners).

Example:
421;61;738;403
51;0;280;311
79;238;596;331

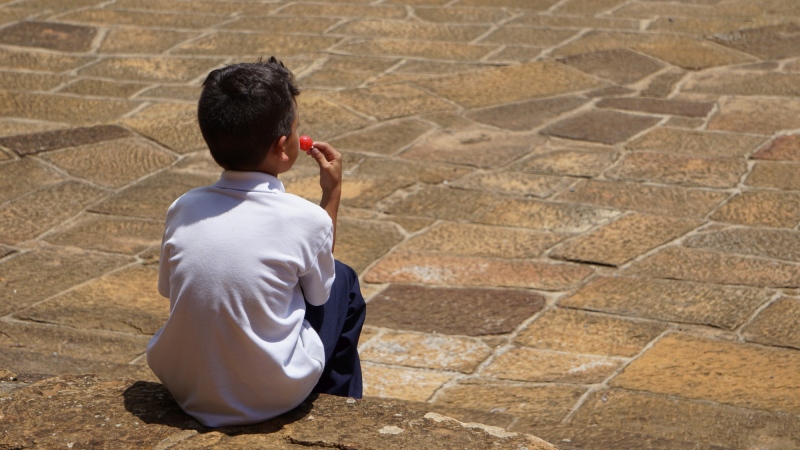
198;57;300;171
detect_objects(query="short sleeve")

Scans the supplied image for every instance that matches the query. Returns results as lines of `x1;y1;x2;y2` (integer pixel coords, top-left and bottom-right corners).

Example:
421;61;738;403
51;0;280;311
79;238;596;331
298;229;335;306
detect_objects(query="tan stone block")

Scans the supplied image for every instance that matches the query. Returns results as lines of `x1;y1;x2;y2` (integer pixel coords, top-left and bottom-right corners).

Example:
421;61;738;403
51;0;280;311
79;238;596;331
551;31;653;58
90;171;216;220
752;134;800;161
551;213;701;266
606;152;746;188
0;246;131;317
400;222;563;258
708;97;800;135
0;47;93;72
479;26;578;46
712;191;800;228
41;139;176;188
541;110;660;145
516;308;665;357
518;149;617;177
566;389;800;449
433;381;585;426
383;217;435;233
360;331;492;373
297;93;371;140
597;97;714;118
684;72;800;97
465;96;589;132
400;128;536;169
0;91;139;125
59;9;228;28
121;103;206;153
685;228;800;262
356;158;470;184
557;180;728;218
224;16;340;34
99;27;197;54
45;215;163;255
457;0;559;8
59;79;149;98
0;119;64;138
629;247;800;288
173;31;339;56
330;119;432;156
415;61;603;109
364;252;593;290
477;198;621;233
287;173;407;209
323;84;454;120
453;171;573;199
611;334;800;413
0;321;149;363
0;347;155;382
627;127;767;158
337;37;494;61
743;297;800;349
0;70;68;91
331;19;490;42
710;23;800;60
80;57;222;83
563;276;771;330
512;13;640;30
486;46;545;62
555;0;627;14
17;264;168;335
0;181;107;244
0;158;66;204
482;347;624;383
557;48;665;85
384;185;498;221
279;3;408;19
362;363;453;402
413;6;511;23
746;161;800;190
111;0;279;15
137;85;201;102
333;217;405;273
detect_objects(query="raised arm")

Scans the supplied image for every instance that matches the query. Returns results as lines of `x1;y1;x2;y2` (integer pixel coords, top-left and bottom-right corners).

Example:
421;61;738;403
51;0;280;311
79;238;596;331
307;141;342;251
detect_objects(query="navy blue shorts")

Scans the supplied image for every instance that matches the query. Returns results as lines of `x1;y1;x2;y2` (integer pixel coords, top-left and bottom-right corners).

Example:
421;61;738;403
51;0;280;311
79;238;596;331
304;260;365;399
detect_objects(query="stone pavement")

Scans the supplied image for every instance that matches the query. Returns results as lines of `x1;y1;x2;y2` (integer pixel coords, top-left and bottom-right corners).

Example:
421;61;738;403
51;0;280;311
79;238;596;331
0;0;799;448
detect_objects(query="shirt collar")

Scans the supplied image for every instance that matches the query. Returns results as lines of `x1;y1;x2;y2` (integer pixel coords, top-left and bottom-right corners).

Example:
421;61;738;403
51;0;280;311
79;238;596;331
214;170;285;193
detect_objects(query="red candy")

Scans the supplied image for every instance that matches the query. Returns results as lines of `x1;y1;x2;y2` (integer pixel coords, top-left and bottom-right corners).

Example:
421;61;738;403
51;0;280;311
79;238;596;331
299;135;313;151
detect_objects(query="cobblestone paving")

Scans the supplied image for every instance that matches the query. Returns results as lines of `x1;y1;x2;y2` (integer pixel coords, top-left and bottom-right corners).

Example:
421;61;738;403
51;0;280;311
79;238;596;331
1;0;799;448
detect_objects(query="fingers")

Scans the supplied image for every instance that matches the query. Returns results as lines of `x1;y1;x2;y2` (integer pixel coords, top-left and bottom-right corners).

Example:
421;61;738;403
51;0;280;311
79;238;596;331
307;141;340;162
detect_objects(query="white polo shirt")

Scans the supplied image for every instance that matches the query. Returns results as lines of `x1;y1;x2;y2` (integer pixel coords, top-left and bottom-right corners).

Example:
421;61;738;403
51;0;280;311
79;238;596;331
147;170;335;427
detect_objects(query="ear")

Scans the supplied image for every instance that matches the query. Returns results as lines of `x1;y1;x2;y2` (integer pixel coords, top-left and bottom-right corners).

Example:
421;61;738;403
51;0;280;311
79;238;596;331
270;135;289;162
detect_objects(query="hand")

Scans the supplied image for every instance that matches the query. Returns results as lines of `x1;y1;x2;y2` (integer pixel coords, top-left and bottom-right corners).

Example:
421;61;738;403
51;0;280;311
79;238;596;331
307;141;342;195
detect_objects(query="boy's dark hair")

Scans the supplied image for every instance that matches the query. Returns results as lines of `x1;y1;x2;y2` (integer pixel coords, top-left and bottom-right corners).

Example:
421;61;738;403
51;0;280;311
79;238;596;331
198;57;300;170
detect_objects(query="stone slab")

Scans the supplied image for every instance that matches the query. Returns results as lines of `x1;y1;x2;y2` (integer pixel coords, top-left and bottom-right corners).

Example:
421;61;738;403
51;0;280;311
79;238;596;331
711;191;800;228
45;215;163;255
684;72;800;97
540;110;660;145
0;124;130;156
605;152;746;188
400;128;536;169
362;363;453;402
517;148;618;178
564;389;800;450
80;56;223;83
121;103;206;153
331;19;490;42
557;48;664;85
279;3;408;19
16;264;167;335
0;47;94;72
41;138;176;188
433;381;586;427
641;70;685;98
0;321;149;364
627;127;767;158
465;96;589;132
336;37;495;61
611;333;800;414
453;171;574;198
0;181;108;244
743;297;800;349
562;276;772;330
0;70;68;91
99;27;199;54
685;227;800;262
226;15;340;34
596;97;714;117
59;79;149;98
364;252;593;290
324;84;454;120
400;222;563;258
746;161;800;190
482;347;625;383
58;9;228;29
629;247;800;288
752;134;800;161
366;284;546;336
383;185;498;221
297;94;372;141
329;119;432;156
333;218;404;273
550;213;701;266
0;21;96;51
515;307;665;357
90;171;216;220
412;5;511;23
173;32;340;56
480;26;578;46
415;61;604;109
355;158;470;184
0;347;155;381
708;97;800;135
0;158;65;204
557;179;727;218
360;331;492;373
633;35;755;70
0;246;131;317
710;23;800;60
476;198;621;233
0;91;139;125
